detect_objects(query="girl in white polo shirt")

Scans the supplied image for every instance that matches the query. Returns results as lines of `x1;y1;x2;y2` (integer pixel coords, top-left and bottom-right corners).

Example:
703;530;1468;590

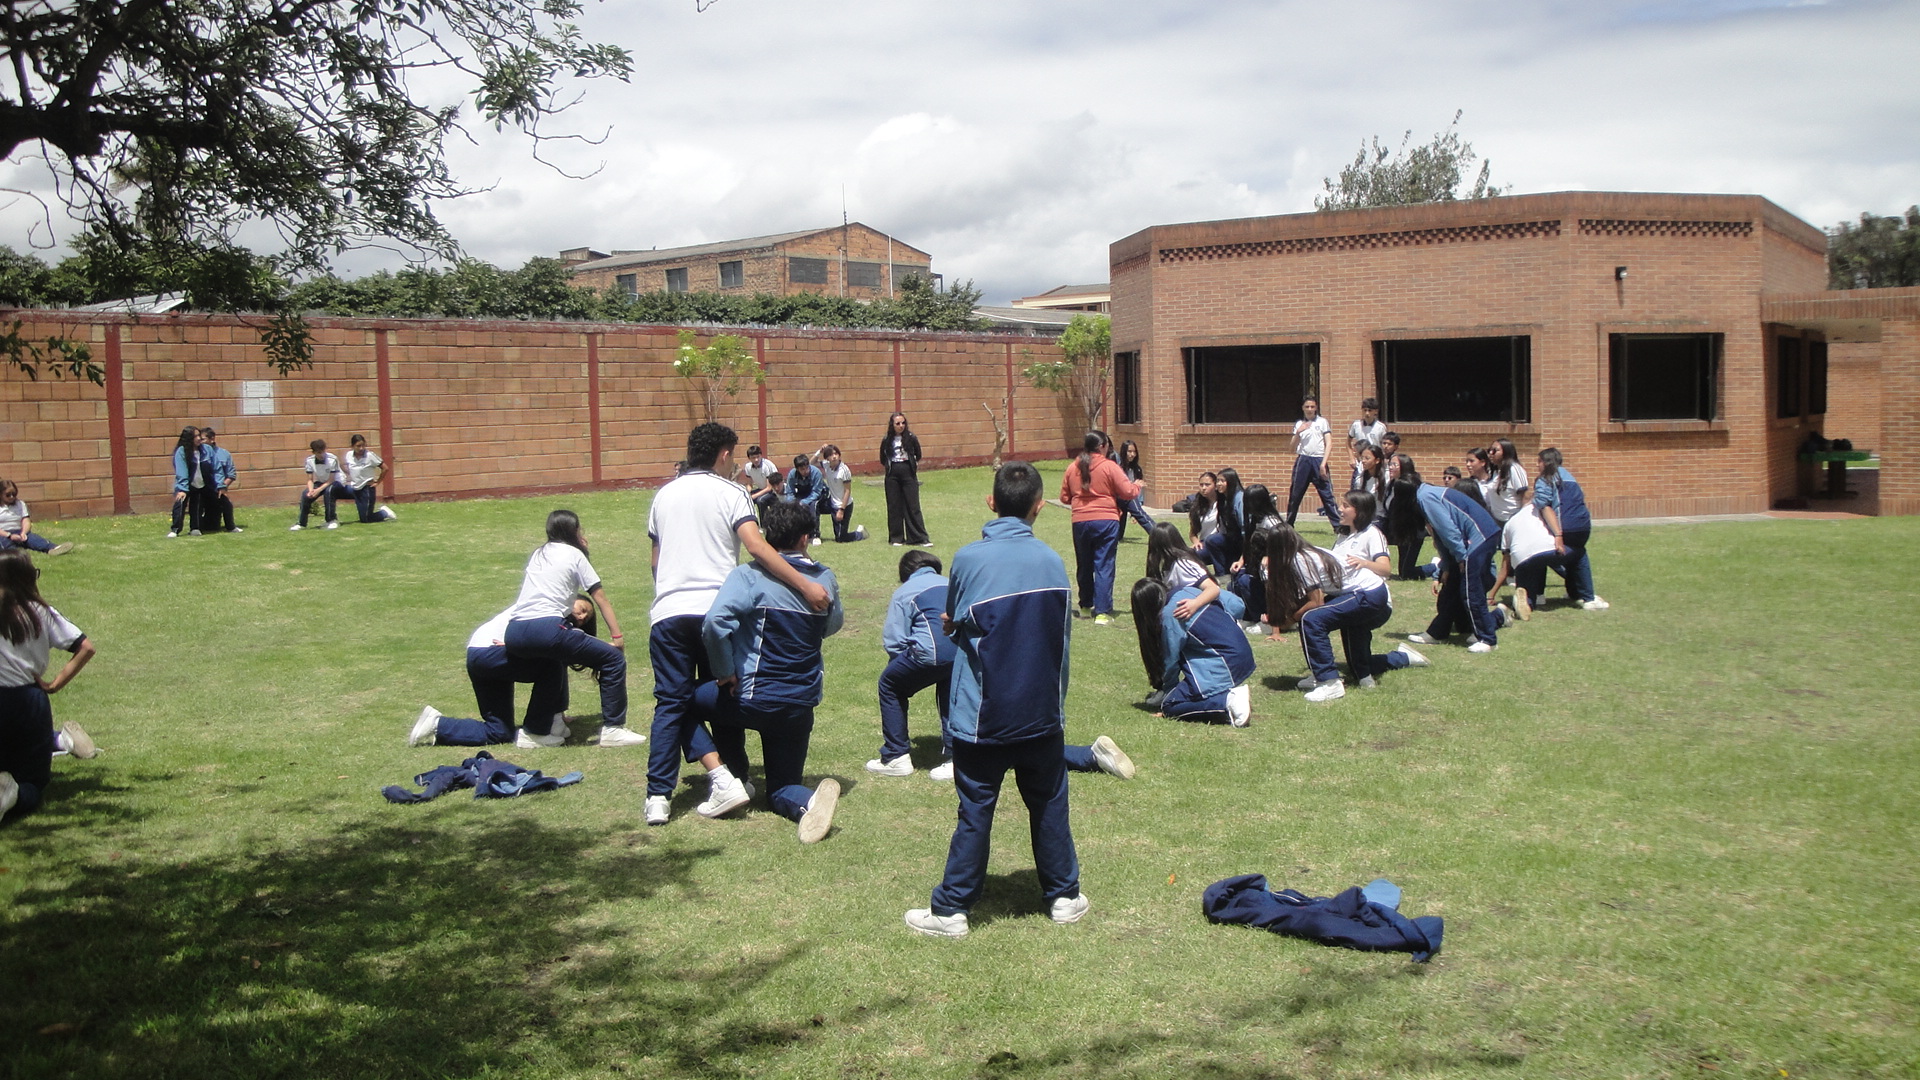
500;511;631;744
0;550;98;823
1490;502;1561;621
1279;493;1429;702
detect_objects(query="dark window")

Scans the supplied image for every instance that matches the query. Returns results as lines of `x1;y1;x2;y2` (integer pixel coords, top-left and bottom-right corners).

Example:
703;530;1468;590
1374;336;1531;423
718;261;743;289
848;261;881;288
615;273;637;298
893;265;928;287
1610;333;1721;422
1808;339;1828;415
789;257;828;284
1114;351;1140;425
1182;343;1320;424
1776;335;1804;419
664;267;689;293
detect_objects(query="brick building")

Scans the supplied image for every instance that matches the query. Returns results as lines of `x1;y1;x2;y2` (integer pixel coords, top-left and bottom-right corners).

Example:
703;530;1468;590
563;224;933;300
1107;191;1916;519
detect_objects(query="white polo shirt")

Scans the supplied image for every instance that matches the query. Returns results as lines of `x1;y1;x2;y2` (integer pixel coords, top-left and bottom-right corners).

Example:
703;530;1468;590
818;461;854;510
0;603;83;687
0;500;27;535
1480;462;1530;523
305;453;342;487
468;609;512;649
1348;418;1387;447
1502;504;1558;566
648;470;757;622
506;543;602;622
739;458;781;493
1293;416;1331;458
345;449;383;489
1332;525;1391;595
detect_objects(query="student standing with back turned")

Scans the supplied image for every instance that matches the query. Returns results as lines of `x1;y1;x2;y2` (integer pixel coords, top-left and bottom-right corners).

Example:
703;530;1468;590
906;460;1087;938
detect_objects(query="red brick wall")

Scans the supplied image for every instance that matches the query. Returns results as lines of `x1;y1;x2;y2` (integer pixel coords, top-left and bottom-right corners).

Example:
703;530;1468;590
0;312;1067;521
1825;341;1881;451
1110;192;1834;519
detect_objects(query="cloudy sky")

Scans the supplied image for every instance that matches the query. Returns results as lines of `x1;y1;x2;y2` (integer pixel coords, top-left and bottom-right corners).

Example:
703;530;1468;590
10;0;1920;303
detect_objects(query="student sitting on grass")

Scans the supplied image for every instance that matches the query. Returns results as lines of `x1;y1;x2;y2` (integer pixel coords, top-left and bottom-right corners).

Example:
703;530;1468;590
688;499;845;842
905;460;1108;938
867;549;956;781
1131;578;1255;726
1146;522;1221;615
410;595;603;749
785;454;827;544
0;550;98;825
737;445;784;515
0;480;73;556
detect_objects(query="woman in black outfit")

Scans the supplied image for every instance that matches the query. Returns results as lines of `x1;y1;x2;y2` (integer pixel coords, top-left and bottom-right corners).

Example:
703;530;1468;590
880;411;929;546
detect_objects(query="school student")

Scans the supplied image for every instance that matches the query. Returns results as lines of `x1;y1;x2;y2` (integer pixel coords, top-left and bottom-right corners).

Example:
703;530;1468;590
1201;467;1246;576
199;427;241;533
1287;491;1430;702
1060;431;1140;624
1489;502;1561;622
1533;447;1608;611
0;550;98;825
738;445;784;514
342;434;398;524
291;439;351;530
1384;453;1426;579
499;511;630;748
1348;398;1387;449
1186;471;1221;551
1131;578;1255;726
1228;485;1281;633
1286;398;1340;529
905;460;1089;938
810;444;866;542
1390;476;1503;653
410;596;597;748
1113;439;1156;540
1478;438;1529;524
0;481;72;556
868;550;956;780
169;426;212;537
880;412;930;546
1147;522;1220;612
644;422;832;826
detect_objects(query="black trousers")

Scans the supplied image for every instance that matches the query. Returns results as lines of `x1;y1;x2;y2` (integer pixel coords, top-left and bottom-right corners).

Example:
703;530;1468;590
885;463;928;544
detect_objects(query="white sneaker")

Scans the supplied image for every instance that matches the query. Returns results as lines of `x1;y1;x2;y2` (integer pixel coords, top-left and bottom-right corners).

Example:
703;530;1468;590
1304;679;1346;703
0;771;17;816
696;775;751;818
644;795;670;826
516;727;564;748
1356;675;1377;689
287;524;301;532
928;761;955;782
1468;640;1495;654
167;531;179;538
1226;685;1251;727
1296;674;1319;691
1396;644;1430;666
1091;735;1135;779
1513;590;1531;620
48;543;73;556
809;537;822;547
855;526;867;539
1581;597;1610;611
188;529;202;537
798;778;840;843
1093;614;1113;626
904;908;969;938
1050;893;1090;924
379;505;397;520
324;521;339;530
1405;632;1440;645
60;722;96;759
1240;620;1263;635
409;706;441;746
598;725;647;747
230;527;245;533
551;714;571;739
865;755;913;777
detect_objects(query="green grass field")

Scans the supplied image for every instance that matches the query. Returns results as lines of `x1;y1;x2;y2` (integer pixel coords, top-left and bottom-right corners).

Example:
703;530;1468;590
4;463;1916;1079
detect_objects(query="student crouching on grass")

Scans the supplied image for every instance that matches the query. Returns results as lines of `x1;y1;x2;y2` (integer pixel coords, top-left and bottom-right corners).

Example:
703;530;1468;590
1533;447;1608;611
499;511;629;746
1130;577;1255;726
810;444;866;543
0;550;98;824
410;595;602;749
689;499;845;842
1284;491;1430;703
291;439;351;531
867;549;955;781
1390;471;1504;654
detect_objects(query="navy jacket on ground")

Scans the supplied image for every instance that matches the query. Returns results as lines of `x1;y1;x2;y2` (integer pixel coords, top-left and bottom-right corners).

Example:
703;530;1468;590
382;752;584;803
1202;874;1444;962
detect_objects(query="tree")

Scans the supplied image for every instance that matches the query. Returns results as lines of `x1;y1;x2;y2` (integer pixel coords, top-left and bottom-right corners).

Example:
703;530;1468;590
1021;313;1111;433
1316;111;1507;211
1827;206;1920;290
672;329;763;424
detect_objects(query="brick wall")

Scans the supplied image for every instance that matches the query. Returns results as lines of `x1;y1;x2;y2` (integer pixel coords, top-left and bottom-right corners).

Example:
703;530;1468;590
1824;341;1881;451
0;312;1067;521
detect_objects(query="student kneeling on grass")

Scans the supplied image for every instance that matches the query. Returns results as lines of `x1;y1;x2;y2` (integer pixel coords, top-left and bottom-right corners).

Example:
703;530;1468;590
690;499;845;843
1131;577;1256;726
906;460;1134;938
868;549;956;780
410;595;603;749
0;550;99;825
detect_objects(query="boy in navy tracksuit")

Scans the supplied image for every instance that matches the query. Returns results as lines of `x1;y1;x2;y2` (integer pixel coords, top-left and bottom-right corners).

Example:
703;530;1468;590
867;550;956;778
906;461;1093;938
692;499;846;842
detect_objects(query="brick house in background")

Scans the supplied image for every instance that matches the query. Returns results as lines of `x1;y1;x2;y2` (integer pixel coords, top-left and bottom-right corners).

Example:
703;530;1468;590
562;224;934;300
1108;191;1918;519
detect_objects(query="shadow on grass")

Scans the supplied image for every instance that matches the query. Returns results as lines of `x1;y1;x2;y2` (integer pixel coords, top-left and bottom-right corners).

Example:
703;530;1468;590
0;816;819;1079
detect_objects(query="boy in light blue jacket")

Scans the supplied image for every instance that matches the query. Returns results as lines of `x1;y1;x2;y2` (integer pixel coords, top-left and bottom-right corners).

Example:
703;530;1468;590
867;549;956;779
693;499;845;843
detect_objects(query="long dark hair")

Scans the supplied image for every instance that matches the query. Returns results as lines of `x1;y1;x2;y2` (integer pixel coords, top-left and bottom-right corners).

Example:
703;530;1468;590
1188;471;1218;537
884;412;911;439
1130;577;1170;691
1146;522;1207;583
1118;440;1143;480
1452;478;1490;510
174;426;199;466
1538;446;1564;484
545;509;588;557
1244;525;1275;585
1385;472;1426;545
1076;431;1102;485
0;549;47;645
1492;438;1520;494
1354;444;1385;491
1264;522;1339;629
1345;489;1379;533
1216;467;1246;544
1241;484;1279;529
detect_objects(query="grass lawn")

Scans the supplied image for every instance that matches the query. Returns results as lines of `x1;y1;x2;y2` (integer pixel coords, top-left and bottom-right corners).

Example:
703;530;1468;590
3;462;1916;1079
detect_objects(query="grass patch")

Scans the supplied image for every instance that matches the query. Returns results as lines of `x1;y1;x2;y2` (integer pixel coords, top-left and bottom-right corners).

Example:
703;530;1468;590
4;464;1917;1079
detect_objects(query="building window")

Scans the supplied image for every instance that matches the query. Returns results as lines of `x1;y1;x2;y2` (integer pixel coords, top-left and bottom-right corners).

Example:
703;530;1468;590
615;273;637;298
1776;335;1803;419
718;261;743;289
848;261;881;288
664;267;689;293
1114;351;1140;425
893;265;928;287
1808;340;1828;416
1182;343;1319;424
1373;336;1531;424
1610;333;1721;422
790;257;828;284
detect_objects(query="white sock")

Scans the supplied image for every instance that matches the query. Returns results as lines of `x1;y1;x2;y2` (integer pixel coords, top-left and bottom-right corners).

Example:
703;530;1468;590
709;765;737;788
54;730;71;753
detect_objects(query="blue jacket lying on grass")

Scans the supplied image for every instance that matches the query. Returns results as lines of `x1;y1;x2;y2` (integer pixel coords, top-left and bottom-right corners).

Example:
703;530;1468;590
1202;874;1444;962
382;751;584;804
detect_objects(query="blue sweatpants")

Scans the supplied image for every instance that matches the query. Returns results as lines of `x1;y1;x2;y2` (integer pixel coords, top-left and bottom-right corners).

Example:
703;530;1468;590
695;683;818;822
646;615;720;797
434;645;569;746
931;731;1080;917
0;683;56;823
1286;455;1340;529
0;532;56;553
1300;586;1410;683
504;615;628;728
1071;518;1121;615
1427;537;1501;646
877;653;951;762
1163;680;1232;722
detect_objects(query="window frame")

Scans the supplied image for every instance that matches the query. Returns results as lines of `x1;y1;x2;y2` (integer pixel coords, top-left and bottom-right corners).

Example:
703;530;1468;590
847;261;882;289
615;273;637;299
718;260;744;289
1180;342;1320;426
1608;332;1723;423
789;257;829;285
1113;350;1140;426
664;267;689;294
1373;335;1532;425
